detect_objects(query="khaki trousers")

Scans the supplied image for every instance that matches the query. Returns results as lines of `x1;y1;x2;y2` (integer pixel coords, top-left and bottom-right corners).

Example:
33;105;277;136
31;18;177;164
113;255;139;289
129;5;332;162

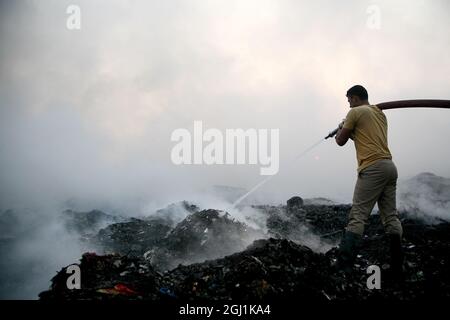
346;159;403;236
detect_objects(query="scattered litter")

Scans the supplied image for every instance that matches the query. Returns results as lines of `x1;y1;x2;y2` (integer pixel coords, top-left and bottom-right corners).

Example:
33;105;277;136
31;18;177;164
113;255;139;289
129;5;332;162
39;200;450;301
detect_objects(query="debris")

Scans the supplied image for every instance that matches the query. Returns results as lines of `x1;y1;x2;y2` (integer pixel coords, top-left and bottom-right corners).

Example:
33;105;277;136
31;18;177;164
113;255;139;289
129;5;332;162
94;218;172;257
148;209;264;271
97;284;138;296
286;196;304;210
61;209;123;236
39;196;450;301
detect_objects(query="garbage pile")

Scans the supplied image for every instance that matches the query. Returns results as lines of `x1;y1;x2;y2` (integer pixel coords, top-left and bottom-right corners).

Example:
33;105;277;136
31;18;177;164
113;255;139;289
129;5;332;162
262;201;351;240
38;252;162;300
62;209;122;236
39;197;450;300
262;199;398;247
147;200;200;227
91;207;264;271
93;217;172;258
146;209;265;271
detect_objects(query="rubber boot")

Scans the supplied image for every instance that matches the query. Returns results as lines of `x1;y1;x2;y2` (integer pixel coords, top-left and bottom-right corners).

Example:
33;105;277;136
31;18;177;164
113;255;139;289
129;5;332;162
388;233;404;279
337;231;362;274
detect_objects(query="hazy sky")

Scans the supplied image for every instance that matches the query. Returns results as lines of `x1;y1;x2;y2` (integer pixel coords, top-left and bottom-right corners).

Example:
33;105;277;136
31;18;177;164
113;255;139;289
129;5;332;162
1;0;449;211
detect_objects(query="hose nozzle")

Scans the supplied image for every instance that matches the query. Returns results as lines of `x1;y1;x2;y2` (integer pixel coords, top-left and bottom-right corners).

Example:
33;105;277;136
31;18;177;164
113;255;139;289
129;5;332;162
325;127;339;139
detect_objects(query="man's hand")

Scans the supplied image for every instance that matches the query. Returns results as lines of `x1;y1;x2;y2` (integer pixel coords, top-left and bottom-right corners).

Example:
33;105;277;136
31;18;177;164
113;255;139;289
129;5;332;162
334;120;345;139
335;120;352;146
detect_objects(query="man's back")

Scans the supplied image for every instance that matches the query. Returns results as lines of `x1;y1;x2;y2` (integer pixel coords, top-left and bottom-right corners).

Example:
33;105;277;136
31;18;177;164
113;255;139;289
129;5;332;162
343;104;392;172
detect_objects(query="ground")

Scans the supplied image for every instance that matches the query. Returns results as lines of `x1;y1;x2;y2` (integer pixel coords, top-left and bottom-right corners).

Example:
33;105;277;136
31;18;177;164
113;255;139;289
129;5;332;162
39;201;450;301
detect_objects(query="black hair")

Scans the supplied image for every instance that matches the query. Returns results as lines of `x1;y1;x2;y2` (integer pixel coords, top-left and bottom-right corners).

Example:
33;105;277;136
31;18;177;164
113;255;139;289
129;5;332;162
346;85;368;100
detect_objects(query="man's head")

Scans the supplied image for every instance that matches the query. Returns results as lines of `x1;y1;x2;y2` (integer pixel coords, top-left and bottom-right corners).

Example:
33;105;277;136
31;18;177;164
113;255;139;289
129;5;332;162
346;85;369;108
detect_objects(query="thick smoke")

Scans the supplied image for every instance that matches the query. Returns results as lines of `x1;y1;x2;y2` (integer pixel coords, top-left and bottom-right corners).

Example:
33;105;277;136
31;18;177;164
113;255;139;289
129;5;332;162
0;0;449;299
0;205;92;299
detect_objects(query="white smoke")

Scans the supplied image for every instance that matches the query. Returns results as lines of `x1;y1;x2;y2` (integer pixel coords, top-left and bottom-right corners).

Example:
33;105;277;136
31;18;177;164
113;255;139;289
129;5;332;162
1;0;449;299
0;204;96;299
398;172;450;222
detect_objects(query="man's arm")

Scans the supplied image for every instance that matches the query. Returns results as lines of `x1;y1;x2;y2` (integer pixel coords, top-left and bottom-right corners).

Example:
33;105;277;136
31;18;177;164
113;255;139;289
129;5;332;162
336;109;357;146
335;127;352;146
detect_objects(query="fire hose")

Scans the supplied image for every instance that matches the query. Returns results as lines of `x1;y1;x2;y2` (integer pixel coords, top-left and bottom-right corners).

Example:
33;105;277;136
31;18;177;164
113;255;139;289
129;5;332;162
325;99;450;139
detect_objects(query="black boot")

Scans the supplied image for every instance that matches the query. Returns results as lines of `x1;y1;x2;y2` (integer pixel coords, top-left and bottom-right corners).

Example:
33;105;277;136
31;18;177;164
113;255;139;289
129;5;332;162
337;231;362;274
388;233;404;278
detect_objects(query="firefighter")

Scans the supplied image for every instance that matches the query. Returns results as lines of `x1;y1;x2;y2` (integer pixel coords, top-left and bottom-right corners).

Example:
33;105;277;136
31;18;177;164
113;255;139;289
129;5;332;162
335;85;403;277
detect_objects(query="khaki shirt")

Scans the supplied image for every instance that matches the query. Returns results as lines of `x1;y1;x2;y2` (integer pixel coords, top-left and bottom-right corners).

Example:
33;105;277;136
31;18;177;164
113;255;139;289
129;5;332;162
343;104;392;172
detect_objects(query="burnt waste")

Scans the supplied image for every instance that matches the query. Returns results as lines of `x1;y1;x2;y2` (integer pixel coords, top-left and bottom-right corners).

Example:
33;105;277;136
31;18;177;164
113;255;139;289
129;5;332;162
39;190;450;301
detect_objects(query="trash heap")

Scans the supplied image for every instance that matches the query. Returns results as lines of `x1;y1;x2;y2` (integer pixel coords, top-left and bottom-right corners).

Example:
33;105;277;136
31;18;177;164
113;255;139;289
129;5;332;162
39;198;450;301
146;209;265;271
147;200;200;227
263;203;352;241
62;209;122;235
89;207;264;271
38;252;162;300
94;217;172;258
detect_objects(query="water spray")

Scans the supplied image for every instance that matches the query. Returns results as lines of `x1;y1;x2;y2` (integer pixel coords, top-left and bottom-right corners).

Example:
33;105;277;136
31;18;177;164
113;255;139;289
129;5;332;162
230;99;450;209
231;137;326;208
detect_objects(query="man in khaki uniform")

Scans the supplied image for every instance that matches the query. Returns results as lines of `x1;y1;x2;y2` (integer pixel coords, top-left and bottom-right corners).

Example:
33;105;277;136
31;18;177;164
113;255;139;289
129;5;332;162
335;85;403;276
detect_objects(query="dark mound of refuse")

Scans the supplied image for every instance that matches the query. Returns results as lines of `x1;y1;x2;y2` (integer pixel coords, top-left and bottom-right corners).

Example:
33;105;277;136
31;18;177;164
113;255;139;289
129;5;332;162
94;218;172;257
148;209;264;271
39;238;356;301
88;201;200;257
39;200;450;301
91;208;264;271
286;196;304;211
39;252;163;300
163;238;343;301
62;209;122;236
40;216;450;301
260;203;352;243
147;201;200;227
